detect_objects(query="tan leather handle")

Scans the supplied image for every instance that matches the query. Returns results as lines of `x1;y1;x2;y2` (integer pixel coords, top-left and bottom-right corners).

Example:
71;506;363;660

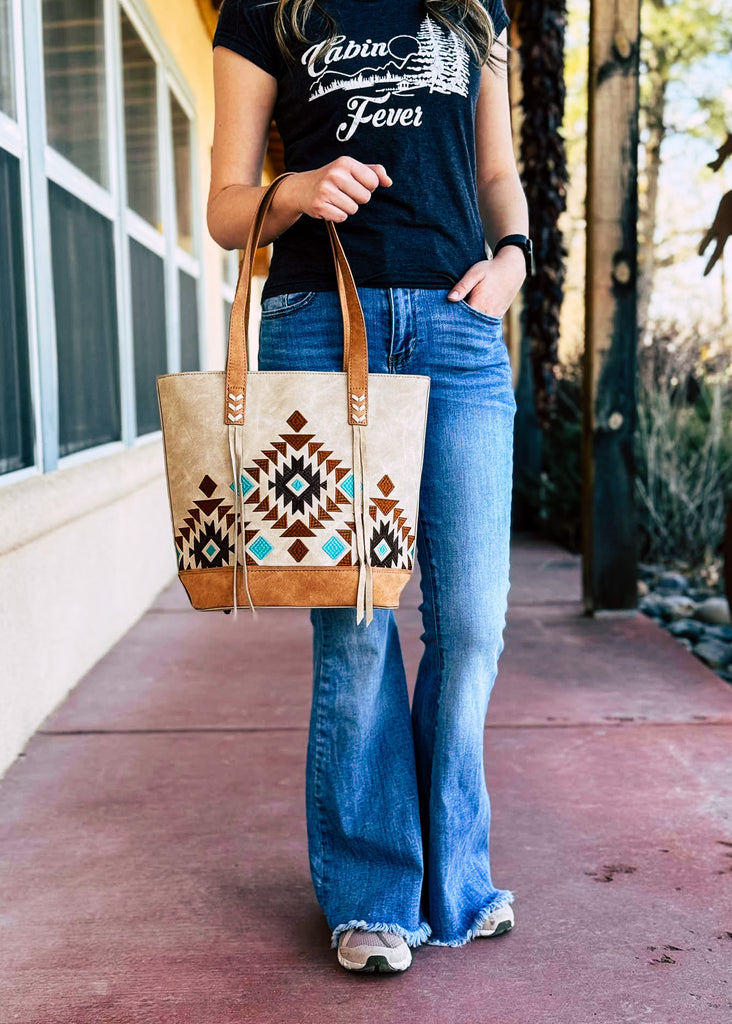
224;173;369;427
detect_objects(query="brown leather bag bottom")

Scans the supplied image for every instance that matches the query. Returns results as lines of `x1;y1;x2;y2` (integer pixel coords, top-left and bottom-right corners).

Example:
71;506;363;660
179;566;411;611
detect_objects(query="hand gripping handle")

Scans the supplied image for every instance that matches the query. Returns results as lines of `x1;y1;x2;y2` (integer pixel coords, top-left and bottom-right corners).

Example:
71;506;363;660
223;173;369;427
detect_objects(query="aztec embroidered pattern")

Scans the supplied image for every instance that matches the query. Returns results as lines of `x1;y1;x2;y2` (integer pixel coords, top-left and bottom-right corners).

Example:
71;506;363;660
174;410;416;572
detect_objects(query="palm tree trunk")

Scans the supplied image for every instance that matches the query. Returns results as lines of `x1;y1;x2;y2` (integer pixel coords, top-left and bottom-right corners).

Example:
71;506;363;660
515;0;569;430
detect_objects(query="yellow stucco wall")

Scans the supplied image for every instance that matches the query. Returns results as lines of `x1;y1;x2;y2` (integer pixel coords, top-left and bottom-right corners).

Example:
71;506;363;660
145;0;226;367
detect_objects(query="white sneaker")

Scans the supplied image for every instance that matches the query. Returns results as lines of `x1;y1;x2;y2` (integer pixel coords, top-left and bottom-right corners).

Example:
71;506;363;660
337;929;413;972
477;903;515;937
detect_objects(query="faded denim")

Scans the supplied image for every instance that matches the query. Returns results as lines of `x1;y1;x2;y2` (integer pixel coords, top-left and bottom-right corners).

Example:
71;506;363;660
258;287;517;947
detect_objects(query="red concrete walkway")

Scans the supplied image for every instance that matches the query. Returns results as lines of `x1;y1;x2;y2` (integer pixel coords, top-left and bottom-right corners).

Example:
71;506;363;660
1;534;731;1023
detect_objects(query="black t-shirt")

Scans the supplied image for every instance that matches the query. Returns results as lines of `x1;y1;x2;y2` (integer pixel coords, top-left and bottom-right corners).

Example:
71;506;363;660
213;0;511;298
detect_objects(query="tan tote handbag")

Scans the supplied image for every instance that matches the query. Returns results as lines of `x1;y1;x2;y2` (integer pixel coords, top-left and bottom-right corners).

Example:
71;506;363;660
156;174;430;624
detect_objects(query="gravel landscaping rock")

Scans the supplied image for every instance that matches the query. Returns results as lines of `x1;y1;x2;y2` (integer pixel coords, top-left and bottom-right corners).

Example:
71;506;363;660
702;623;732;641
637;564;731;686
655;571;691;594
694;596;731;625
639;596;669;619
667;618;706;642
692;639;732;669
658;595;698;620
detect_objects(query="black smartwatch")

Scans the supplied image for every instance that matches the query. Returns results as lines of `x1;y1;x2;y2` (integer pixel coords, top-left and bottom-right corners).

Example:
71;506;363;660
492;234;535;277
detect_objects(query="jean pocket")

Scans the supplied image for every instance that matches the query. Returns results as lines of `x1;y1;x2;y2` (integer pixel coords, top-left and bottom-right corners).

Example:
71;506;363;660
261;291;317;319
457;298;504;325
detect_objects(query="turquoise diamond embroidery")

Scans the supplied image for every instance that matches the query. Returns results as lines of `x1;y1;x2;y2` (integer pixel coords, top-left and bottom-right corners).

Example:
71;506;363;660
323;536;347;561
205;542;219;560
287;474;307;494
340;473;355;498
249;536;273;561
375;540;391;561
230;472;256;499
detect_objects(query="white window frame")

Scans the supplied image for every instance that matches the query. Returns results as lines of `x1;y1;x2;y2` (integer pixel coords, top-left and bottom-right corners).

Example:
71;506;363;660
166;75;204;379
0;0;45;487
0;0;203;485
120;0;203;436
119;0;172;441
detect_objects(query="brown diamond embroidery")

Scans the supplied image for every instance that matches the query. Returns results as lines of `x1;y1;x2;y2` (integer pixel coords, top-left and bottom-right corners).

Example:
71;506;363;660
288;539;308;563
378;474;395;496
199;474;217;498
287;410;308;432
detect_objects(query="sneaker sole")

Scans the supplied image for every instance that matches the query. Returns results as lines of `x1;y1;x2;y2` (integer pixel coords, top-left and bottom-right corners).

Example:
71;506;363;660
479;919;514;938
337;950;412;973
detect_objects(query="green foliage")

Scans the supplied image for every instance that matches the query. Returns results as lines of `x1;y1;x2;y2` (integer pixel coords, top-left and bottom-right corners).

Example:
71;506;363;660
640;0;732;143
641;0;732;75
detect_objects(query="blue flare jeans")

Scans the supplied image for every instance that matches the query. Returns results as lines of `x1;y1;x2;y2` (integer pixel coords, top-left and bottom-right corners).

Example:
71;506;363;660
258;286;517;947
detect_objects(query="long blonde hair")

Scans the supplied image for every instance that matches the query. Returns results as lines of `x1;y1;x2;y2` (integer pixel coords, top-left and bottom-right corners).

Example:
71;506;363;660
273;0;509;70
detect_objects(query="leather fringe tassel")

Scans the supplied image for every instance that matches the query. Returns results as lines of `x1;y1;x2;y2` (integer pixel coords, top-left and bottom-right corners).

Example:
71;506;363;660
351;423;373;625
228;424;256;619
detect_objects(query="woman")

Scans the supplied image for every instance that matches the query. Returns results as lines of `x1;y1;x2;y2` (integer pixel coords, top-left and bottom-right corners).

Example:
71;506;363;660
208;0;529;973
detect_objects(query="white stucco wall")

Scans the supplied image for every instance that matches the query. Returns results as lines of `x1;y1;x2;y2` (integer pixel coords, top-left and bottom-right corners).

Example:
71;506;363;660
0;443;176;776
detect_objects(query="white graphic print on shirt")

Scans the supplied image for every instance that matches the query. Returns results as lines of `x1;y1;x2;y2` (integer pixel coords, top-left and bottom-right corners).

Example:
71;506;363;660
301;16;471;141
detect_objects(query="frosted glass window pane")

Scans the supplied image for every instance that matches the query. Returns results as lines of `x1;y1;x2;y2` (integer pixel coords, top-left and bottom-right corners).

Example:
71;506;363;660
130;238;166;435
179;271;199;371
0;149;33;474
49;182;121;456
121;10;159;228
170;93;193;253
42;0;108;186
0;0;16;119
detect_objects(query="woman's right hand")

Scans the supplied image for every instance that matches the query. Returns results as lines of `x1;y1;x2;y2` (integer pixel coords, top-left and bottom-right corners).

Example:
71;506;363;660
209;151;390;249
284;157;392;223
209;48;391;246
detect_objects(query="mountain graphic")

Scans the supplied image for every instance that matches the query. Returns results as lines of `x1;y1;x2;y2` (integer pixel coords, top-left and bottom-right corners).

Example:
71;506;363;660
310;55;415;100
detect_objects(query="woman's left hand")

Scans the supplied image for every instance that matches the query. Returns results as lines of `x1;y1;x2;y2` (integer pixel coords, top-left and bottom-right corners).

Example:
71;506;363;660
447;247;527;318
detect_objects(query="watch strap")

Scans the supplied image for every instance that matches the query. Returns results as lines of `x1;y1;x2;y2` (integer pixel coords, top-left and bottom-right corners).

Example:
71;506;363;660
493;234;535;277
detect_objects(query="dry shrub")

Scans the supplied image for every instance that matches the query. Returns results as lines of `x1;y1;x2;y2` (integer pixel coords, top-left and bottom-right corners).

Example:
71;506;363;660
635;316;732;572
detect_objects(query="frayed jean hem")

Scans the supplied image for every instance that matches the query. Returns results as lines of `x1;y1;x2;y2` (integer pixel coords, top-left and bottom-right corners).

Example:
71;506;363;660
426;889;516;947
330;918;433;949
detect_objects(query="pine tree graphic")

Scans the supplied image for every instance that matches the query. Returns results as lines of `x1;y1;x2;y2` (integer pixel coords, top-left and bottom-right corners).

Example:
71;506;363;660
426;16;443;92
404;16;470;97
405;17;437;92
446;28;471;96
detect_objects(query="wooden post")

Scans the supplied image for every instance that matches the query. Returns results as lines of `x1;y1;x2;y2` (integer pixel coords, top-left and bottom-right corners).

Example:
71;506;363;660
582;0;641;613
